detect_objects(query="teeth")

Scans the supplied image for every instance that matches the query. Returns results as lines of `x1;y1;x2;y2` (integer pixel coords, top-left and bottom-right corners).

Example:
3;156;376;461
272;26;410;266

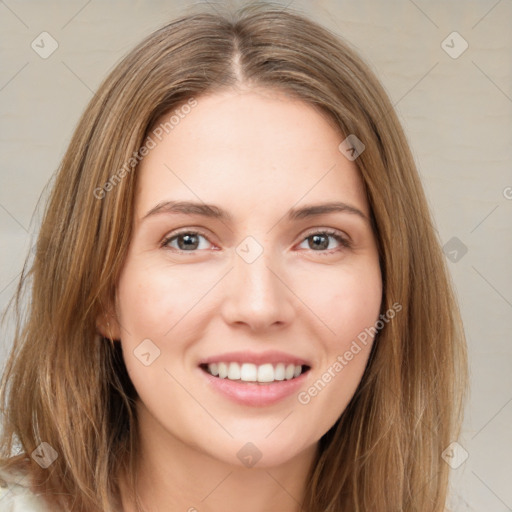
285;364;295;380
227;362;241;380
257;363;274;383
218;362;228;379
206;362;305;383
274;363;285;381
240;363;257;382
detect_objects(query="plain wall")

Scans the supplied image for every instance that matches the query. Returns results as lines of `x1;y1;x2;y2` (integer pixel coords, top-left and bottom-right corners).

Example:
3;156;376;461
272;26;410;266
0;0;511;509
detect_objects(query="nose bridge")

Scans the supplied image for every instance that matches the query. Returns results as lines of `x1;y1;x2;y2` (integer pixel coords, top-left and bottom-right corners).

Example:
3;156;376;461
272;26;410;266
222;235;292;328
235;237;280;302
240;250;276;302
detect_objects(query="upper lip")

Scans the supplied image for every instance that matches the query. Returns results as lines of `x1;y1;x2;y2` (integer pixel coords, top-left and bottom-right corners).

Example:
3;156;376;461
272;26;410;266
198;350;311;367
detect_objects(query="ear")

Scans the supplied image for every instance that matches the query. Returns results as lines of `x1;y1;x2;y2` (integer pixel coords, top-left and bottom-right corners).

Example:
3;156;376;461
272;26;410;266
95;303;122;341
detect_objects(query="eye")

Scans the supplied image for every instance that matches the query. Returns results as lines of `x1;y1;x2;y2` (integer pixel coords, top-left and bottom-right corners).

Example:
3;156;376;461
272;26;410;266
298;229;351;254
161;228;351;255
161;230;213;252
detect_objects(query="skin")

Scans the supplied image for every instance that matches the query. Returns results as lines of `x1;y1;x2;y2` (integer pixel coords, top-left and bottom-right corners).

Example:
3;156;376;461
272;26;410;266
100;87;382;512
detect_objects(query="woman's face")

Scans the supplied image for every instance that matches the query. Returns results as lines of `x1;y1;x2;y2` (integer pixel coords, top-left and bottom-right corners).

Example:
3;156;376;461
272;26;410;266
109;88;382;468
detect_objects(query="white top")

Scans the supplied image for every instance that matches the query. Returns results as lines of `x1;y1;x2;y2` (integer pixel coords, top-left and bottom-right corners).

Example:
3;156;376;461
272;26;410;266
0;466;49;512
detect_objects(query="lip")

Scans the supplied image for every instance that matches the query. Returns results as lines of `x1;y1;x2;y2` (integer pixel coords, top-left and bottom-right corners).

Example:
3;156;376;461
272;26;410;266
200;366;310;407
198;350;311;367
198;351;312;406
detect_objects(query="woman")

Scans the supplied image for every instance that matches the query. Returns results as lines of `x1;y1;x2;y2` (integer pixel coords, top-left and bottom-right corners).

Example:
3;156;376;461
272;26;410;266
0;2;468;511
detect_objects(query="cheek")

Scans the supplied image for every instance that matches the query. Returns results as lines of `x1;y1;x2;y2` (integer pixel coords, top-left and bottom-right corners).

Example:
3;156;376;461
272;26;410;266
299;260;382;345
294;262;381;418
115;259;203;342
114;261;194;406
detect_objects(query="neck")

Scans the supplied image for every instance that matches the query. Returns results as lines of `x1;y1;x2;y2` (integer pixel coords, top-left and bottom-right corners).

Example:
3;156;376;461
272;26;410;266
118;402;318;512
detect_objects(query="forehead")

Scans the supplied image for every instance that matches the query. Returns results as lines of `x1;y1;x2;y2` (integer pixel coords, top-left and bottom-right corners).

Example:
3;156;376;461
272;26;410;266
135;89;368;220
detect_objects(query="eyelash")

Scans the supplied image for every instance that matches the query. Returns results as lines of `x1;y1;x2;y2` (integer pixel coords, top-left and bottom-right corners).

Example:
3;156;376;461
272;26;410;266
161;228;352;255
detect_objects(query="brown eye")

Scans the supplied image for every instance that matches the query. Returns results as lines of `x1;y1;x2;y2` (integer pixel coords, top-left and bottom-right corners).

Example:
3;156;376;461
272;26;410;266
162;231;212;252
299;230;351;253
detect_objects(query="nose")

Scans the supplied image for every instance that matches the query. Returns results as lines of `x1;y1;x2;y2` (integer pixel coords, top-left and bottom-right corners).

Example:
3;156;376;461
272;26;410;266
220;245;295;331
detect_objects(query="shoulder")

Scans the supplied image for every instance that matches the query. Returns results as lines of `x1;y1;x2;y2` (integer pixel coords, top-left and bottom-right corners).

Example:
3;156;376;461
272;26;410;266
0;464;50;512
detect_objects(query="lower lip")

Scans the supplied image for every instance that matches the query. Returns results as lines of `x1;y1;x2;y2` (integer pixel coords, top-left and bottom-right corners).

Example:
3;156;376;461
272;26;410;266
200;367;309;407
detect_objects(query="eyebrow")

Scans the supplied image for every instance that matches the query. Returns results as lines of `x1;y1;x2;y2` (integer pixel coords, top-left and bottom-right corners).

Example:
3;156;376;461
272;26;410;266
142;200;368;223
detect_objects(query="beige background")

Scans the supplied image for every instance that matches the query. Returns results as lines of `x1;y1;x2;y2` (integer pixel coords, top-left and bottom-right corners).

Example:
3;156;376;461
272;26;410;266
1;0;511;509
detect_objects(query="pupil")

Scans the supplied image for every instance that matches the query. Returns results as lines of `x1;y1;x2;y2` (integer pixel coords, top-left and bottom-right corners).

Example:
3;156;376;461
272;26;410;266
176;234;329;251
179;234;198;250
311;234;328;250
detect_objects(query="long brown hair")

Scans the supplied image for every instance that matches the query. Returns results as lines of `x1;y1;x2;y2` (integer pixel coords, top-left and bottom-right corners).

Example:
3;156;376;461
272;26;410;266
0;2;467;510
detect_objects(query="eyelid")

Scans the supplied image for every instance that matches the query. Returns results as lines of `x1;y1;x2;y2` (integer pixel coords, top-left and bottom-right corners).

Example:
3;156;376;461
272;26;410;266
161;226;352;254
298;227;352;251
301;227;351;244
160;227;215;249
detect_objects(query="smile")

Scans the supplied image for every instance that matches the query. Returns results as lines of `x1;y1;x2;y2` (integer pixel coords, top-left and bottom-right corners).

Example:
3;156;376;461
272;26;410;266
198;350;312;406
201;362;310;383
